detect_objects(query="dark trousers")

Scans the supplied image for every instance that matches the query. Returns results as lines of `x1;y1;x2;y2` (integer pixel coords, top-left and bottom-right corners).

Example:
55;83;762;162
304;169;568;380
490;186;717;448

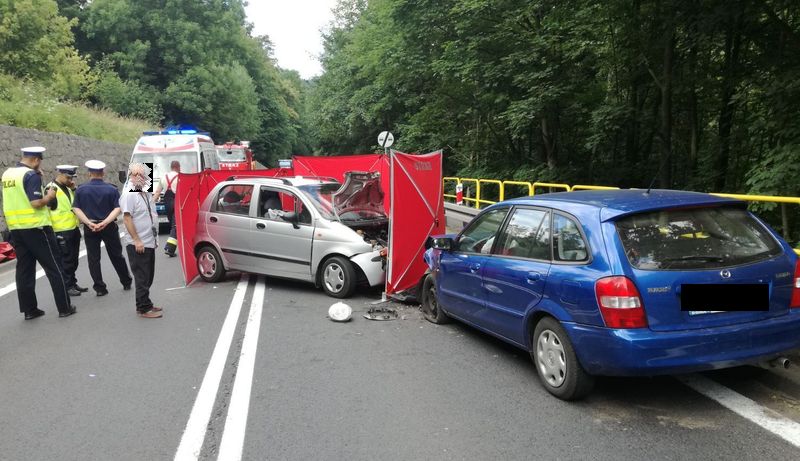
84;222;132;292
9;227;72;314
56;227;81;288
126;245;155;312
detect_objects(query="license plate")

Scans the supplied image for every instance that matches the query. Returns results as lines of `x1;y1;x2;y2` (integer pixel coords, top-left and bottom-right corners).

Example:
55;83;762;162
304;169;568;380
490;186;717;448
158;216;170;223
680;283;769;312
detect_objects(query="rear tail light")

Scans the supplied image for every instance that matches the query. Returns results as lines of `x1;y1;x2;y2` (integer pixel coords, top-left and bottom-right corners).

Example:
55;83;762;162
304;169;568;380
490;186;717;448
595;276;648;328
791;260;800;309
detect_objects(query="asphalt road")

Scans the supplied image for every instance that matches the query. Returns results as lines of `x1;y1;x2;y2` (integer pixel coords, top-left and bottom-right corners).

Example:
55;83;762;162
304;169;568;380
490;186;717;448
0;242;799;461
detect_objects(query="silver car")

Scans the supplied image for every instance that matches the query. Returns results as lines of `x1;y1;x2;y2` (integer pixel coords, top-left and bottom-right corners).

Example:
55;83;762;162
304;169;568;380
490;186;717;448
193;173;388;298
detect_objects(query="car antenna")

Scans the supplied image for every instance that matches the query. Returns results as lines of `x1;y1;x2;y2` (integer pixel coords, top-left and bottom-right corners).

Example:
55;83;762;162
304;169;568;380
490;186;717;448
645;161;664;195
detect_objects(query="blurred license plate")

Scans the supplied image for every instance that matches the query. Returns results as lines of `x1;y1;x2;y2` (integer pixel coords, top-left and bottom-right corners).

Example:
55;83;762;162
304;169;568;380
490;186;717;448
158;215;169;223
681;283;768;312
688;310;725;316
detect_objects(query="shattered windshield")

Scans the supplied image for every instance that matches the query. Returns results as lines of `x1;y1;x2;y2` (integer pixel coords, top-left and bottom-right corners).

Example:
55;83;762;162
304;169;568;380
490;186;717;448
297;183;340;221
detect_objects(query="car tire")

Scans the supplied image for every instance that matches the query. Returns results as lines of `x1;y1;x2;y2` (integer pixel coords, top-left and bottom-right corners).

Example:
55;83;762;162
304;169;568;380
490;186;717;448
531;317;594;400
196;245;226;283
421;274;449;324
320;256;356;298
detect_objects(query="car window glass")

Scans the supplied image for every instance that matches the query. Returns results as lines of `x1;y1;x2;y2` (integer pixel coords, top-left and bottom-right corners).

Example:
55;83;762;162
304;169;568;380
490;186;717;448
553;214;588;262
496;209;550;260
457;208;509;253
215;184;253;215
615;206;782;270
259;187;312;225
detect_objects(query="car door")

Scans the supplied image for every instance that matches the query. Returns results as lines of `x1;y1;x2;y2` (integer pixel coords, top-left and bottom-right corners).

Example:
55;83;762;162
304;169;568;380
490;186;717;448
246;186;315;279
206;183;255;270
438;207;510;320
478;207;552;346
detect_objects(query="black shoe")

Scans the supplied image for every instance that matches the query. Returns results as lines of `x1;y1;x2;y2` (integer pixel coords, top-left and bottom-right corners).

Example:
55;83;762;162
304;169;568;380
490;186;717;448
123;284;132;291
59;306;77;318
67;287;82;297
74;285;89;292
96;289;109;296
24;309;45;320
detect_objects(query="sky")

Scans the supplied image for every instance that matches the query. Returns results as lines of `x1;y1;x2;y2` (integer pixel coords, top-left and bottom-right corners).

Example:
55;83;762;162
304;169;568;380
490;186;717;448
244;0;339;80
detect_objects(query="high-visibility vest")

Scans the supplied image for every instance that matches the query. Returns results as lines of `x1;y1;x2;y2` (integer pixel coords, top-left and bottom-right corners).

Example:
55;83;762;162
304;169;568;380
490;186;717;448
47;182;79;232
2;167;51;230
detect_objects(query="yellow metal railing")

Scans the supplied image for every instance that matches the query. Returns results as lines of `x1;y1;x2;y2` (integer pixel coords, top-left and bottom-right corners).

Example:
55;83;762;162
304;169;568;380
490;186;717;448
442;177;800;253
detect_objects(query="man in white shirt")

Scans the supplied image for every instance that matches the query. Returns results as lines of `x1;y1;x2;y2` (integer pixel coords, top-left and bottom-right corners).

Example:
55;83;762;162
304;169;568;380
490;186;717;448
121;163;162;318
153;160;180;257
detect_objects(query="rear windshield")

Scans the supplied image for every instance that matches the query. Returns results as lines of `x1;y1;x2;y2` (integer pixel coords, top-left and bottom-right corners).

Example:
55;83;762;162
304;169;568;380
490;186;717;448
217;148;246;162
615;206;782;270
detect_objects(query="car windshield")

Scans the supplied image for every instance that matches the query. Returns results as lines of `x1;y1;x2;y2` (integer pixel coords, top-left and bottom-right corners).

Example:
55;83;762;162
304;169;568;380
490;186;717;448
615;206;782;270
297;183;340;220
217;148;246;162
130;152;198;180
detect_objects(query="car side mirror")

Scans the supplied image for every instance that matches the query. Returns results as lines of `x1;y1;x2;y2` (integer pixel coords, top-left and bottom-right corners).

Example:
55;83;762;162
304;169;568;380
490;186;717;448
429;237;454;251
118;171;126;183
281;211;300;229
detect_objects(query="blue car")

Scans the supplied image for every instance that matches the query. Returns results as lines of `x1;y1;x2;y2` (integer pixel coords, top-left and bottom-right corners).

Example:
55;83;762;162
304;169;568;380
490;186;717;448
422;189;800;400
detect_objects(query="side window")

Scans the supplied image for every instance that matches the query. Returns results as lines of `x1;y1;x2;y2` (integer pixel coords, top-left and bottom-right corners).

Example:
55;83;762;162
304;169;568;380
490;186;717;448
259;187;312;225
199;151;206;170
496;208;550;260
205;148;219;169
553;214;588;262
456;208;509;253
214;184;253;215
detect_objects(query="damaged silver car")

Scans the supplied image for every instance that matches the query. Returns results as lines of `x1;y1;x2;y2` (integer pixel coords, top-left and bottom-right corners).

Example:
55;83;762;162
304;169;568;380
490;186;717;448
193;172;388;298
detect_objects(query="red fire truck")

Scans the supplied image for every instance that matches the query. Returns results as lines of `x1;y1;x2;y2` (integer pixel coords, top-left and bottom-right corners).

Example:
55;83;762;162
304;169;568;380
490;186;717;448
216;141;254;171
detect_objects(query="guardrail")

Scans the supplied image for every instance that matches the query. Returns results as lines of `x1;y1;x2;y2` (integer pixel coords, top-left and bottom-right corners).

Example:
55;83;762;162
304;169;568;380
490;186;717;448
442;177;800;254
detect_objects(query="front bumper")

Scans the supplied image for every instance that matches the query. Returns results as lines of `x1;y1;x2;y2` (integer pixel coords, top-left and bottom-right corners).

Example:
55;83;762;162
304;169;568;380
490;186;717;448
564;310;800;376
351;249;386;287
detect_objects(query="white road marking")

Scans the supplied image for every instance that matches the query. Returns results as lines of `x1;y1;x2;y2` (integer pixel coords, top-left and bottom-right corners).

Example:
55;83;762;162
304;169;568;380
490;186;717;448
679;374;800;448
0;248;88;298
217;276;266;461
175;274;250;461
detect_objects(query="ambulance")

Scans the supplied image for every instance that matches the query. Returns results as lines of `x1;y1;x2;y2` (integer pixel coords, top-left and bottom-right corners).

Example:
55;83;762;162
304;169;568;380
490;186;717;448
126;127;219;226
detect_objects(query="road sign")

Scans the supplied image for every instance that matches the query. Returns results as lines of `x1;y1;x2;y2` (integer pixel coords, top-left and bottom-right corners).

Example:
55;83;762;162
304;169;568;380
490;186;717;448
378;131;394;148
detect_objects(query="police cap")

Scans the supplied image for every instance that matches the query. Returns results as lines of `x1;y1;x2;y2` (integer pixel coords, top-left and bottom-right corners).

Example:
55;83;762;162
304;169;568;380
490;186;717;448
21;146;46;158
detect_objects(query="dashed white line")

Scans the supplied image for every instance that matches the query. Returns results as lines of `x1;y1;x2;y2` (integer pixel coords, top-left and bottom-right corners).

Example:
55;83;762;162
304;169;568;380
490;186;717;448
217;276;266;461
679;374;800;448
175;274;250;461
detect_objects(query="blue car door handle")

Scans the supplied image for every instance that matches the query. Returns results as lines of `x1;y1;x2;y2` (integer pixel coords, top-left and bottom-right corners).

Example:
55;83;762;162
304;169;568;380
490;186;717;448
526;272;541;284
469;263;481;273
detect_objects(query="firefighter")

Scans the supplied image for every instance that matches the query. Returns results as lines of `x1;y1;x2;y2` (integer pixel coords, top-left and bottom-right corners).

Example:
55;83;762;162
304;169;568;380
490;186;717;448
154;160;180;256
1;147;76;320
47;165;88;297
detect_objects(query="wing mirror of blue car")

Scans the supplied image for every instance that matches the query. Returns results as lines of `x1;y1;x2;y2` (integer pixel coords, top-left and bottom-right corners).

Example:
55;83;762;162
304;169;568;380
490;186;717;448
430;237;454;251
281;211;300;229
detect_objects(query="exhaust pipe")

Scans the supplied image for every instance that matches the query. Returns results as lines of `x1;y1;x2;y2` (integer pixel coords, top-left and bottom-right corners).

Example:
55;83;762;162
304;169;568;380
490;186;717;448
766;357;791;369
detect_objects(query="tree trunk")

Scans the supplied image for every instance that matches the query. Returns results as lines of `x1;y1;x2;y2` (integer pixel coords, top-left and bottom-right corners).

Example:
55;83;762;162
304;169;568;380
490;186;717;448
715;7;744;191
658;24;675;188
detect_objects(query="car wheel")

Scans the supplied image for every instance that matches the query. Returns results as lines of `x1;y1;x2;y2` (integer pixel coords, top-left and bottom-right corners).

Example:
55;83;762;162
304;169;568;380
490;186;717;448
421;274;449;324
197;246;226;283
531;317;594;400
321;256;356;298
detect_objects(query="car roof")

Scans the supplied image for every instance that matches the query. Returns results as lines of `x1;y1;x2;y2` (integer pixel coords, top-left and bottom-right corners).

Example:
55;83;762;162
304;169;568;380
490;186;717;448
226;175;338;188
500;189;745;221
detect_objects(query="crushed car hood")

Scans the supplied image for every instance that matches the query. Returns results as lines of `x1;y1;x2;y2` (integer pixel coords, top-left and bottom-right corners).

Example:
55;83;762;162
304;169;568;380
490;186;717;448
332;171;386;221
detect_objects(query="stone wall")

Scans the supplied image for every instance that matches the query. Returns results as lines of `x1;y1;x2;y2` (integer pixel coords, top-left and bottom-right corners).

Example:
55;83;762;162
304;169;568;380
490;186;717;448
0;125;133;237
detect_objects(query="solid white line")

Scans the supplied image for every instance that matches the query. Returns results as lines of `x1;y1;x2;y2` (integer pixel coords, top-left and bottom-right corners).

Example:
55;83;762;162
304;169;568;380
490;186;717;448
175;274;250;461
679;374;800;448
217;277;266;461
0;248;88;298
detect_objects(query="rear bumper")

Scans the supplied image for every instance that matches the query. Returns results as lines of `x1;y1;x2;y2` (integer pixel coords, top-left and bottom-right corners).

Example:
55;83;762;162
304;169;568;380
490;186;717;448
564;311;800;376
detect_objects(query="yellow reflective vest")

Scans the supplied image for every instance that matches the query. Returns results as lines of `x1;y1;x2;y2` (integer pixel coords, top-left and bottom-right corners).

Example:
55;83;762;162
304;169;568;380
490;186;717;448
47;182;79;232
2;166;51;230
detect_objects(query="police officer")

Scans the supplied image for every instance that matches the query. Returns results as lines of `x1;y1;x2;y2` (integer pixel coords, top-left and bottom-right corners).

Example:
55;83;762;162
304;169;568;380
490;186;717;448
1;146;76;320
47;165;88;297
71;160;133;296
